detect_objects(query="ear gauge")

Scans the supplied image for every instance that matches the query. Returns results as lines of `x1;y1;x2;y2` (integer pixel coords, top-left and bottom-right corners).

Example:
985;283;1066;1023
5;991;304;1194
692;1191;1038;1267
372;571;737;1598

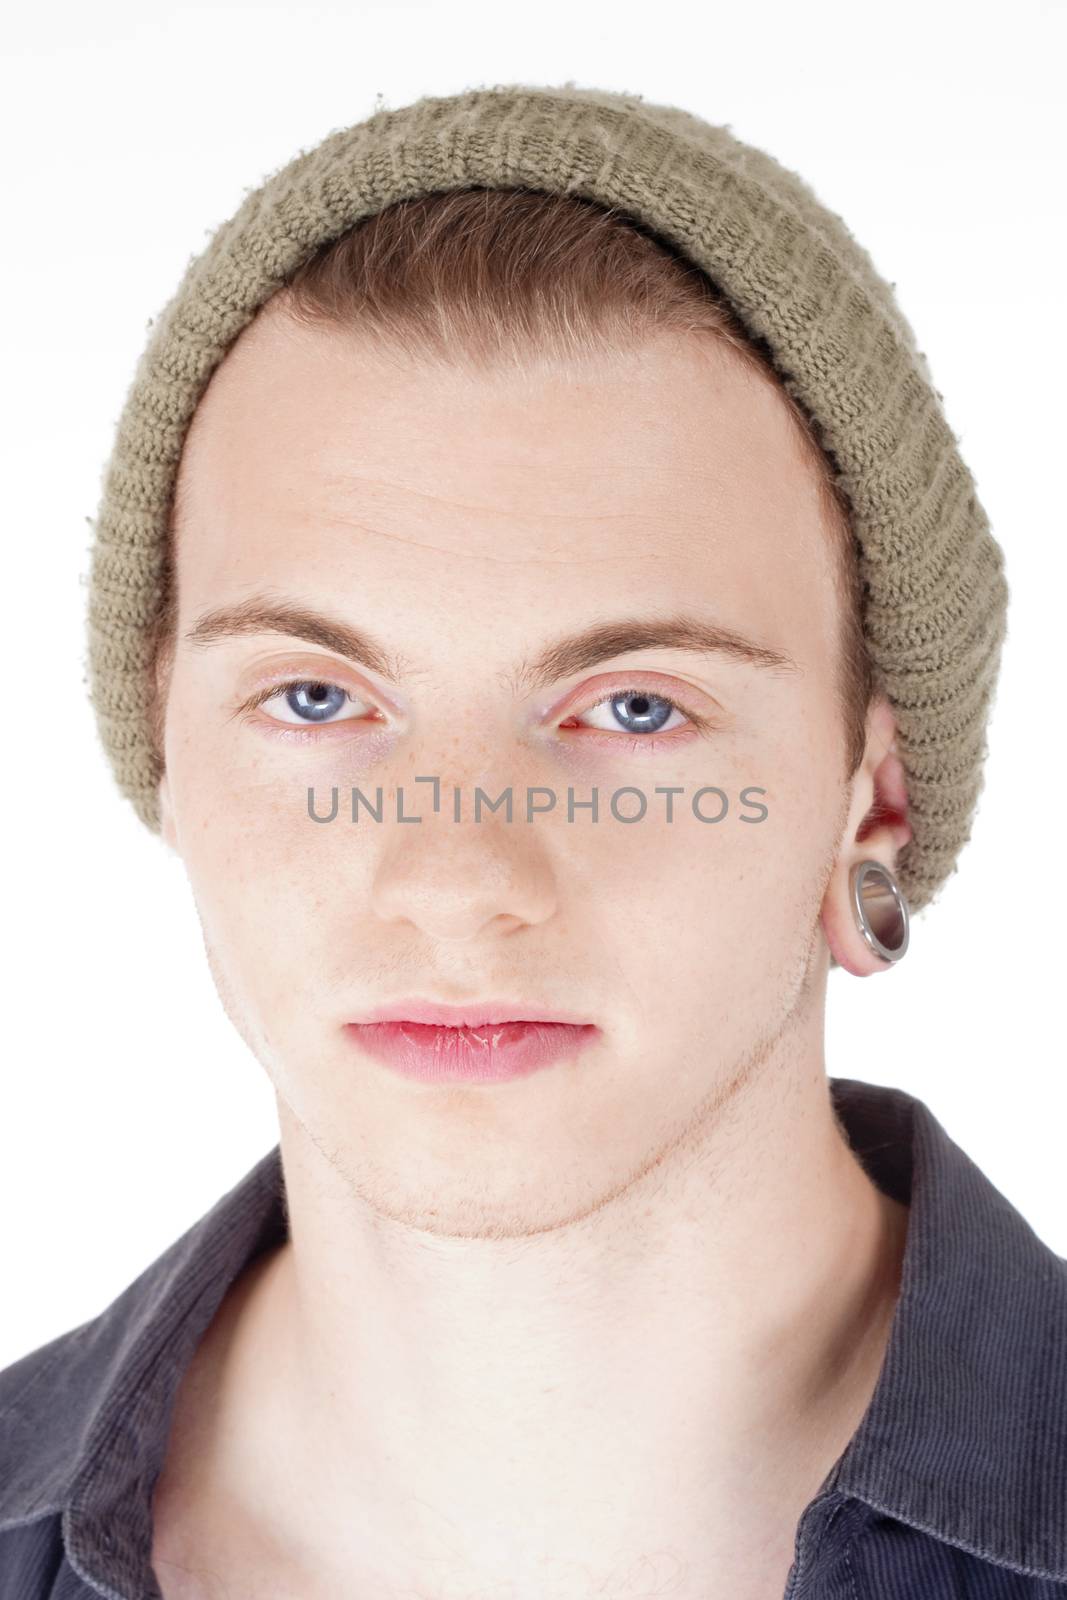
850;859;910;964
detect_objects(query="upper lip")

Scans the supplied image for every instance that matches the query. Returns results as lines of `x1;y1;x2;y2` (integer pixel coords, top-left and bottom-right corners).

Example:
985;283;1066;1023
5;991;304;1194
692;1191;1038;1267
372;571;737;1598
349;999;594;1028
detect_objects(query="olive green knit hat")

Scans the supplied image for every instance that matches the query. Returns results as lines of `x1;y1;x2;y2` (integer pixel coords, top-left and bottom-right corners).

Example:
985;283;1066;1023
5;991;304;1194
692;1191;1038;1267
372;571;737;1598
85;80;1009;917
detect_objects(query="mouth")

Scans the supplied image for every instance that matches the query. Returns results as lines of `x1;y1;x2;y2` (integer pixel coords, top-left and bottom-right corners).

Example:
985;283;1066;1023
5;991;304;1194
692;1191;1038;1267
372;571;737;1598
344;1000;599;1084
351;998;595;1028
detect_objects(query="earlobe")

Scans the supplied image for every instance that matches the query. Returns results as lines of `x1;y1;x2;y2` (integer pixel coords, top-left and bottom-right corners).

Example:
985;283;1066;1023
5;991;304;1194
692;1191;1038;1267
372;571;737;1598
822;856;912;974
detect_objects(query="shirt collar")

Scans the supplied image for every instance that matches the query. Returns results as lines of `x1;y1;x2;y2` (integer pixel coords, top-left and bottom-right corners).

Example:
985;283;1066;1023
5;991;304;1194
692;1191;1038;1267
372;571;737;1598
824;1078;1067;1583
1;1078;1064;1592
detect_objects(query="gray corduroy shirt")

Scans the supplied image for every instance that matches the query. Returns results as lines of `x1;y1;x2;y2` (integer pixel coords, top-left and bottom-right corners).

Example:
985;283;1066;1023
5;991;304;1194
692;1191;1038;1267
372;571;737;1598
1;1076;1065;1599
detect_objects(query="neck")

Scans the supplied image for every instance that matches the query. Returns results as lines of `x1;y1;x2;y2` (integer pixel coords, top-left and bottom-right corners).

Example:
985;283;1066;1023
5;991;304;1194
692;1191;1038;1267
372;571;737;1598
166;1023;908;1590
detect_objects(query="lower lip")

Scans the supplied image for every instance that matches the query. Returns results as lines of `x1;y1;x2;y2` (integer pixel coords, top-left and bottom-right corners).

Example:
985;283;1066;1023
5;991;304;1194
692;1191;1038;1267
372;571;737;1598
344;1020;599;1083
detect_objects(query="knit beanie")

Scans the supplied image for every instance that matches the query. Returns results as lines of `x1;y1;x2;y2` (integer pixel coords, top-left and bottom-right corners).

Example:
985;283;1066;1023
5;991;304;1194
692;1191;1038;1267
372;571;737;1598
86;80;1009;918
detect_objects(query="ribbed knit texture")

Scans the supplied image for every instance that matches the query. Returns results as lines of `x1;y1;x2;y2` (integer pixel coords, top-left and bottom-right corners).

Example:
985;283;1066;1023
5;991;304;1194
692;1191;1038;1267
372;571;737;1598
85;81;1010;915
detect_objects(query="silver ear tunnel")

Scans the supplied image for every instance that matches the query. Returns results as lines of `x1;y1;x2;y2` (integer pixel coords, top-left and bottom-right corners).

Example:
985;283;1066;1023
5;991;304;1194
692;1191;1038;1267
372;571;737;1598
850;860;910;963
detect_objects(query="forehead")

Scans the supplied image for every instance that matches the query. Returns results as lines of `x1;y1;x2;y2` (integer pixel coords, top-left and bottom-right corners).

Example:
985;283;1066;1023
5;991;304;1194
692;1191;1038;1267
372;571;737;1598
171;308;841;660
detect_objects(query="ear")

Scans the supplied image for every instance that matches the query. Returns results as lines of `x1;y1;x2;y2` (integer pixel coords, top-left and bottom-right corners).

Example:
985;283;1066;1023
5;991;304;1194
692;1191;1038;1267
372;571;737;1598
158;769;179;854
821;697;913;975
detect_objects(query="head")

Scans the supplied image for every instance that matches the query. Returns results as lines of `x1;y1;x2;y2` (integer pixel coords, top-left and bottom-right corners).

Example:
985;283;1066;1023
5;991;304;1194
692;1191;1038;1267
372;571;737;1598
151;187;911;1234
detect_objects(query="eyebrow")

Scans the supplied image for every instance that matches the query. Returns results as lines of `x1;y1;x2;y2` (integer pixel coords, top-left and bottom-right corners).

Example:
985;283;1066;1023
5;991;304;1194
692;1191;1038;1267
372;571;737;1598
183;595;800;692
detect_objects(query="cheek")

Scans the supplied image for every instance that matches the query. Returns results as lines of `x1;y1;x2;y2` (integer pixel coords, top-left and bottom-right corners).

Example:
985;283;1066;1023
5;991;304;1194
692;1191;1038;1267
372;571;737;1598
166;736;344;1012
545;790;795;990
607;811;790;977
624;724;841;997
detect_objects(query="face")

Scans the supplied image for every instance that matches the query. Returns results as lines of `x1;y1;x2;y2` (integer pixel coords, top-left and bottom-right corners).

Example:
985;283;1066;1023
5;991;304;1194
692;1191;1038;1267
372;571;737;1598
158;302;885;1236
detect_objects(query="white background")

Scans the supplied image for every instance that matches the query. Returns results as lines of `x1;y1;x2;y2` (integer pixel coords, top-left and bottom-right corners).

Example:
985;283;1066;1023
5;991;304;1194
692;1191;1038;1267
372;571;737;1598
2;0;1063;1369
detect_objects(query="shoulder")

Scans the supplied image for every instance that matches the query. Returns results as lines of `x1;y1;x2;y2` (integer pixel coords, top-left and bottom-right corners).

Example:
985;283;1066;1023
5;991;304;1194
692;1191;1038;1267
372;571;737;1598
0;1321;104;1597
0;1314;111;1530
0;1148;287;1538
0;1204;216;1530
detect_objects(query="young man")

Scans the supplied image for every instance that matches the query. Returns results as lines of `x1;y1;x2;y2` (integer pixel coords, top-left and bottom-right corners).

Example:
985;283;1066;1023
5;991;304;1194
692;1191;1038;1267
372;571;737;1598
3;83;1061;1600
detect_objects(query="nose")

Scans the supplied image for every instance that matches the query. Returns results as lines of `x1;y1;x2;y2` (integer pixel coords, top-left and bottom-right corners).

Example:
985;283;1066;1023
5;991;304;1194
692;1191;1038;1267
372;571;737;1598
367;801;559;943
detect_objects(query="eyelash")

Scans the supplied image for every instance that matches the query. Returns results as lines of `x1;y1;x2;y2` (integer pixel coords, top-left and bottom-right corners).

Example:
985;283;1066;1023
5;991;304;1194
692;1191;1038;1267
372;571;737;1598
237;677;717;741
238;679;367;720
569;686;717;739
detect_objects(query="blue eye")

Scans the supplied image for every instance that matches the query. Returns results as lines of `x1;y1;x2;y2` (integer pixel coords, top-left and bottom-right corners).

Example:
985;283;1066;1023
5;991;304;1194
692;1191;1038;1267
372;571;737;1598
576;690;689;736
243;679;712;739
257;680;367;725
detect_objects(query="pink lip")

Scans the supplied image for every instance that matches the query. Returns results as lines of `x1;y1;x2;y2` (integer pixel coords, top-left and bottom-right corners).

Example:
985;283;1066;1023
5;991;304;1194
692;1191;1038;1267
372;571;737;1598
344;1008;599;1084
